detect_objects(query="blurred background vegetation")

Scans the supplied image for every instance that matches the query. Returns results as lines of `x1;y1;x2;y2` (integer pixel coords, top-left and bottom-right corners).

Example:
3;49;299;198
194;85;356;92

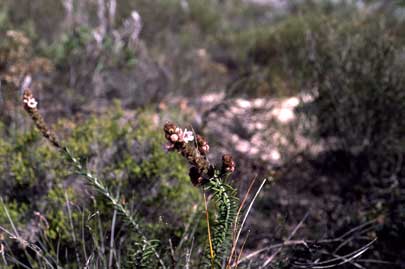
1;0;405;268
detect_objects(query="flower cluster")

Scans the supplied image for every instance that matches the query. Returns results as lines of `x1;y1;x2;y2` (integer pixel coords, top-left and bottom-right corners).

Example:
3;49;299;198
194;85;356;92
23;91;38;109
164;122;235;186
22;89;61;149
164;123;212;185
166;125;194;145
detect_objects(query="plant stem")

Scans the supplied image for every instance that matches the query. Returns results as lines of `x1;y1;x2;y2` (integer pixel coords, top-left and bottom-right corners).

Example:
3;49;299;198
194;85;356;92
203;189;215;268
62;147;167;269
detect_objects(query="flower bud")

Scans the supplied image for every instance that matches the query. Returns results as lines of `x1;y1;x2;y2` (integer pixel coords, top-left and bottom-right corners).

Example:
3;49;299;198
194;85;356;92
164;123;177;135
196;135;209;155
170;133;179;142
221;154;235;174
189;166;204;186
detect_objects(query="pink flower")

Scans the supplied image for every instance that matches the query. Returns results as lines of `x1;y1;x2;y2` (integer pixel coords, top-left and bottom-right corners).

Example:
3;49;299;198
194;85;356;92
174;127;194;143
182;129;194;143
201;144;209;153
170;134;179;142
226;166;235;172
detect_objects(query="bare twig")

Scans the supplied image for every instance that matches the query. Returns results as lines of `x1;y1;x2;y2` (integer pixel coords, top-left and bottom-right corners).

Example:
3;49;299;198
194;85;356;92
203;190;215;268
63;148;167;269
175;203;199;257
227;176;257;267
169;239;176;267
0;202;57;268
230;177;267;267
356;259;398;266
336;219;377;241
237;218;378;267
293;239;376;269
235;240;306;265
4;254;31;269
0;243;7;266
235;230;250;269
80;209;88;263
185;237;194;269
65;192;81;266
319;251;365;269
260;211;309;268
108;189;119;268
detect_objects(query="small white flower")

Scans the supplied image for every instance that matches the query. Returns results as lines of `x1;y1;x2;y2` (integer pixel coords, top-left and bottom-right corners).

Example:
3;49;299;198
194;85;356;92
183;129;194;143
27;97;38;109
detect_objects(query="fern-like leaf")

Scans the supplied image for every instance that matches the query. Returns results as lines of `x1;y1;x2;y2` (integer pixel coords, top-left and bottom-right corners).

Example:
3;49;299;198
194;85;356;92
206;176;239;267
125;239;161;268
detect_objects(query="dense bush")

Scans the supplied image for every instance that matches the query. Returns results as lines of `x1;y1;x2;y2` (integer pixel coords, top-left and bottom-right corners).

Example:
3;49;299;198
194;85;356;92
0;105;205;267
230;2;405;173
299;17;405;176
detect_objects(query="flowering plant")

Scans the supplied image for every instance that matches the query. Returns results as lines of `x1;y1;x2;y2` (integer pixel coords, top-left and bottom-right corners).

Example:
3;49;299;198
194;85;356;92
18;89;264;269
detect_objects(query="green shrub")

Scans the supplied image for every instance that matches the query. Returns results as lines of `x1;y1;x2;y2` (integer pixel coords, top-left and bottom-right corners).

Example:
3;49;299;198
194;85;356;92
214;1;361;97
299;17;405;174
0;105;203;267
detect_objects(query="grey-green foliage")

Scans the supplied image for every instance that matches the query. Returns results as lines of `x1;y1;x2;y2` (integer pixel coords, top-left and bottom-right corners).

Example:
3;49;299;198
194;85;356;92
299;16;405;174
63;146;165;268
0;106;204;268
